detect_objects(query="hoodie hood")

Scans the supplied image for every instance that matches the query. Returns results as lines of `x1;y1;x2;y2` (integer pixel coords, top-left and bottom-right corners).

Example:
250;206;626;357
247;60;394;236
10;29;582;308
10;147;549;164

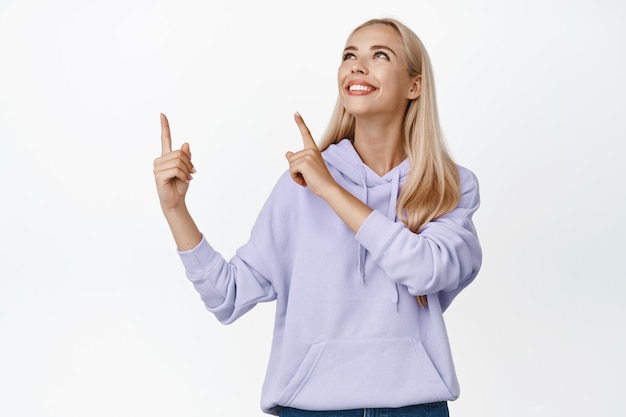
323;139;410;308
322;139;410;190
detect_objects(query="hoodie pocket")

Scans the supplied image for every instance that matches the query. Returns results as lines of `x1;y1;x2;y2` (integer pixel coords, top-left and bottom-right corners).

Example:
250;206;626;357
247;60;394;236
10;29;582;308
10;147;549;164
278;337;453;409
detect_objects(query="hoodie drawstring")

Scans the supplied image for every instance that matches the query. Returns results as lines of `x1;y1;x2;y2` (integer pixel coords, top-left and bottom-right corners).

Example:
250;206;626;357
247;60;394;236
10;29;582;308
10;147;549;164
357;165;368;285
388;168;401;310
357;164;402;311
388;168;400;222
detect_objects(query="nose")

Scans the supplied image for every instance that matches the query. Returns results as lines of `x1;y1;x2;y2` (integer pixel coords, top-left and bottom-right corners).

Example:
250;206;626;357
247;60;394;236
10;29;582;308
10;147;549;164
351;60;367;74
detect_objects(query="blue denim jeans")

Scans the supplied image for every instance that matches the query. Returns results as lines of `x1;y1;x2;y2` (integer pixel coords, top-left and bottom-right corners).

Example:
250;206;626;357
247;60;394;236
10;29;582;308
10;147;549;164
280;402;449;417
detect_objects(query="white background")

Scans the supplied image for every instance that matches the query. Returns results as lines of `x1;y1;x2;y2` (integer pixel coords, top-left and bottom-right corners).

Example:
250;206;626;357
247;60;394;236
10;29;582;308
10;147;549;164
1;0;624;416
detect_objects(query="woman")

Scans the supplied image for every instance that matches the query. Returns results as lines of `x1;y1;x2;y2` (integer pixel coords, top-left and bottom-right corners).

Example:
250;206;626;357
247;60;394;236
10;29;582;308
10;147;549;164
154;17;481;417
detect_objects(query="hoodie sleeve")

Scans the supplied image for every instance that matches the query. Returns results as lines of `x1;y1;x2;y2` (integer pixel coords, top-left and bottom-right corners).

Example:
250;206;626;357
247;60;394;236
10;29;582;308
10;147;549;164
177;236;276;324
355;167;482;311
176;173;294;324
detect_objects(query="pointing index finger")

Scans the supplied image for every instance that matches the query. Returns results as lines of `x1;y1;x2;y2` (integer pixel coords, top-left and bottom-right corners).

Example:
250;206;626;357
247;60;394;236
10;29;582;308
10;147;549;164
160;113;172;155
294;112;318;150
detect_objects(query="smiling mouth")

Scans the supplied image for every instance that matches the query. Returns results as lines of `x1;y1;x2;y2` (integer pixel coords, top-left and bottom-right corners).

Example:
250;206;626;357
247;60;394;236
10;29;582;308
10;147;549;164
348;84;374;92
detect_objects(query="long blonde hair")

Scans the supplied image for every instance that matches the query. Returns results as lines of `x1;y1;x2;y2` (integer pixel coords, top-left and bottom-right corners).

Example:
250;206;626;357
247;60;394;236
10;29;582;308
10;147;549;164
320;18;461;307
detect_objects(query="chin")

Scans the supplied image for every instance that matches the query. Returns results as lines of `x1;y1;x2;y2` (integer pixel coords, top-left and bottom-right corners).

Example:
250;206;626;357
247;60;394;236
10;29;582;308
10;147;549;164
342;103;372;118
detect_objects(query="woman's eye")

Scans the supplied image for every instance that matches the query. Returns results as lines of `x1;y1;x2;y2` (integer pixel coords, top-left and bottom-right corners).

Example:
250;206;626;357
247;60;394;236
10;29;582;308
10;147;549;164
374;51;389;60
342;52;356;61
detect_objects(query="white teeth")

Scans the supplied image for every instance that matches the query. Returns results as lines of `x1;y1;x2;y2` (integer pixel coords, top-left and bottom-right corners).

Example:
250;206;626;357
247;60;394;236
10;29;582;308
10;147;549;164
349;84;372;91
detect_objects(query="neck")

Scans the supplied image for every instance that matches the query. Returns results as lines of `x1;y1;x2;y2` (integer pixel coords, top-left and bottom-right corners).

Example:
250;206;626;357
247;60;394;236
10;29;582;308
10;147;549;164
352;118;406;177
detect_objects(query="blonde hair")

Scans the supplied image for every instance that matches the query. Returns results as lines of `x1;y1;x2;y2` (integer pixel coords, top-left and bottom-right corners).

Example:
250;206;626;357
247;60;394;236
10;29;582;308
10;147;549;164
320;18;461;307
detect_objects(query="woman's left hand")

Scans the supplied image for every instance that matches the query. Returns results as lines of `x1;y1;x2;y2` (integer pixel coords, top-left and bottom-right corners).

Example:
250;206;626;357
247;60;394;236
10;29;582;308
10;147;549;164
285;112;338;198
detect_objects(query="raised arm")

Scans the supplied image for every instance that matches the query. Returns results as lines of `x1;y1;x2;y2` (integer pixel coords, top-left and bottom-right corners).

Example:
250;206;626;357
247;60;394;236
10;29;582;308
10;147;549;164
285;112;372;233
153;113;202;251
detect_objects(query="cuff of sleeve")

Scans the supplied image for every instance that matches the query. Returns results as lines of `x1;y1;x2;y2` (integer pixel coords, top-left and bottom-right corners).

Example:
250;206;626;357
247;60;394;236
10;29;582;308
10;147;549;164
355;210;397;257
177;234;221;280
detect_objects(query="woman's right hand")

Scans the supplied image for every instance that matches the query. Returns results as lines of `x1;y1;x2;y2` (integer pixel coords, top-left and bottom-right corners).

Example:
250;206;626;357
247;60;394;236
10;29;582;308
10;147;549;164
153;113;195;212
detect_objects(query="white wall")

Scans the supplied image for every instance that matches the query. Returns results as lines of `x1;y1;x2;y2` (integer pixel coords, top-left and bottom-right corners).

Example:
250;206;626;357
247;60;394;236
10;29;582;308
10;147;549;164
1;0;624;416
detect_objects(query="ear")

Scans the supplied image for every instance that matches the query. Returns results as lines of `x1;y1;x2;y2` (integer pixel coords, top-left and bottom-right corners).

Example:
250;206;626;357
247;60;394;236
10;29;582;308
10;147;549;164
407;75;422;100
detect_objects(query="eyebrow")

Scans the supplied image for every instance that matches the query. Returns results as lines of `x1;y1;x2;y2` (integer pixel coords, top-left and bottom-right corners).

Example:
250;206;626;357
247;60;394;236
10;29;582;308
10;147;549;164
343;45;398;57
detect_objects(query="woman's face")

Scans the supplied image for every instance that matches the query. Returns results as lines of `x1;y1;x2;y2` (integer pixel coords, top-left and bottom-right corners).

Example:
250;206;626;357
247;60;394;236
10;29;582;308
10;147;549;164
338;24;420;121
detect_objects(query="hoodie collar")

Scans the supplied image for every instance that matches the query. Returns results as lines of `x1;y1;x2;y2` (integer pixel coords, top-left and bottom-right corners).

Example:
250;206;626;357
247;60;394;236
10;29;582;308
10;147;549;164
322;139;409;189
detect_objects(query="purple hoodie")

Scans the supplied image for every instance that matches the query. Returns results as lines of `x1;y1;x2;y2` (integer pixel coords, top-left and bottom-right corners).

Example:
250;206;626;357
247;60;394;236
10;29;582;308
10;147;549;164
178;139;482;415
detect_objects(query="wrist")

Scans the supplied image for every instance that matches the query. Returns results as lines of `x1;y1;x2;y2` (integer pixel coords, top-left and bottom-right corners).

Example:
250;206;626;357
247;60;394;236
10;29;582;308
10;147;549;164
161;205;202;251
318;181;344;202
320;183;372;234
161;201;189;217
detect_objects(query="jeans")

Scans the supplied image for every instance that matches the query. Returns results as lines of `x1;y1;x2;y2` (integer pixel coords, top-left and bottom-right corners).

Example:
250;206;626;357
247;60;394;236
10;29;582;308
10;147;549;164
280;402;449;417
